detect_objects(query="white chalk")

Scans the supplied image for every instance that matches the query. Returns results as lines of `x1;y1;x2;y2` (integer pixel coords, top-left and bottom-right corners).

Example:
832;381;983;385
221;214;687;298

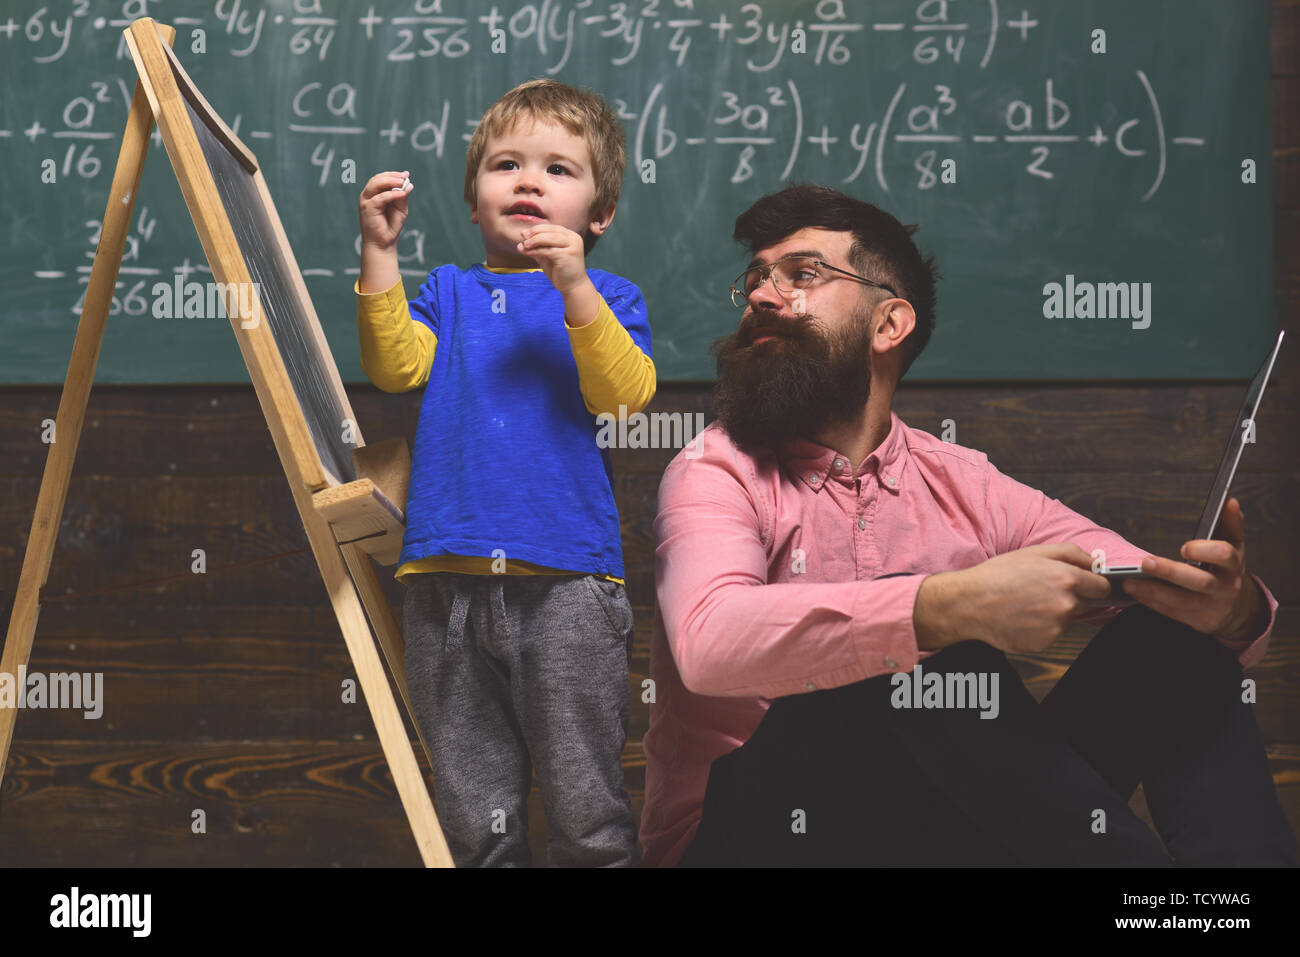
399;176;412;192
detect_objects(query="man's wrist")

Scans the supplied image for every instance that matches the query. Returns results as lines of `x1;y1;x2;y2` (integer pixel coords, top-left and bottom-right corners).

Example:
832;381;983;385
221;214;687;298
914;572;958;651
1213;574;1265;643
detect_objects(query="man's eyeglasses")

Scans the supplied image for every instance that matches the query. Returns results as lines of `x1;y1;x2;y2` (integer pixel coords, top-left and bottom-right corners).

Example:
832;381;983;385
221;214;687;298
729;255;898;308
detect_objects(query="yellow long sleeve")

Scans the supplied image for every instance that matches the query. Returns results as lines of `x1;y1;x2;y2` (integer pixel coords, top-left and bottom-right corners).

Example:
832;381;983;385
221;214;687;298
566;297;657;417
354;278;436;393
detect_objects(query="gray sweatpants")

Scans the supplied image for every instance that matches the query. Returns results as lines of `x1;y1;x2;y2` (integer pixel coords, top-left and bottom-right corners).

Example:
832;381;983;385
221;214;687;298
402;572;640;867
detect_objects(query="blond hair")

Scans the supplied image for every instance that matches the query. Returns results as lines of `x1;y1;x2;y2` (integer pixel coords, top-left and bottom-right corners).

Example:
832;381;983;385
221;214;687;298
464;79;626;251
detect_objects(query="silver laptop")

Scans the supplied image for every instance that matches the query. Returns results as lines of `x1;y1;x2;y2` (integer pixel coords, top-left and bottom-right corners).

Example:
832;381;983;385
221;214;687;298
1100;329;1284;598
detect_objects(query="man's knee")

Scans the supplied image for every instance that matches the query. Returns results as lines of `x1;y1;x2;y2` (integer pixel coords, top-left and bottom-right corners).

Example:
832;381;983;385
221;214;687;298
1092;605;1237;665
1083;605;1244;709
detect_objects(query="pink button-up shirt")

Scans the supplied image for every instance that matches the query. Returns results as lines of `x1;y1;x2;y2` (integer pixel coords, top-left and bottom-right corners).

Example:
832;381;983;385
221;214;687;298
639;411;1277;867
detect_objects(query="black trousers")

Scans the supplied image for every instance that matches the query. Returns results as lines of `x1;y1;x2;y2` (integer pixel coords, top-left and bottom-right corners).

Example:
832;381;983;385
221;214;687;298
679;605;1297;867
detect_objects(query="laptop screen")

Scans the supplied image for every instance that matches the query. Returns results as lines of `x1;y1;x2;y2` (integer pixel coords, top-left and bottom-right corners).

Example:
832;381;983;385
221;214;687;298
1194;330;1285;542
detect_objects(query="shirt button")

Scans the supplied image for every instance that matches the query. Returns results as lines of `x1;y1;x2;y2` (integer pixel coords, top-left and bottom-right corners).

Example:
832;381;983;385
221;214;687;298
885;656;899;669
886;476;897;487
857;517;866;530
833;458;846;471
805;681;817;691
809;474;819;485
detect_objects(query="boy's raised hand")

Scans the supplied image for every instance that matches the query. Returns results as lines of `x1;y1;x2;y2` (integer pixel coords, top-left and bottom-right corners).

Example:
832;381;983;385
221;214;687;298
517;224;589;295
359;170;412;249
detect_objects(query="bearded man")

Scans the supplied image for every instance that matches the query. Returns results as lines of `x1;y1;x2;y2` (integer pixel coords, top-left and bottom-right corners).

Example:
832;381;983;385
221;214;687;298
638;184;1294;867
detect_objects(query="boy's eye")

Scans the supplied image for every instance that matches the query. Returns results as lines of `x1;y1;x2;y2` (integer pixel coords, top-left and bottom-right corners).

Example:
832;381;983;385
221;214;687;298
492;160;570;175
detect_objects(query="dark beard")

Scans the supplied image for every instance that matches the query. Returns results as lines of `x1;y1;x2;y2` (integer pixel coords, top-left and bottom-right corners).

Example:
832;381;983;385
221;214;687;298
710;309;874;453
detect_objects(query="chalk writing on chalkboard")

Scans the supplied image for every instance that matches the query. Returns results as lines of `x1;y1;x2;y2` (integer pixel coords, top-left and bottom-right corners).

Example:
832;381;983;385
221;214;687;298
0;1;1275;382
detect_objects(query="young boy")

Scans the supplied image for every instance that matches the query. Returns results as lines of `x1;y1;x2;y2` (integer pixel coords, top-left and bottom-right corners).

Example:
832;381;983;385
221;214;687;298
354;79;654;867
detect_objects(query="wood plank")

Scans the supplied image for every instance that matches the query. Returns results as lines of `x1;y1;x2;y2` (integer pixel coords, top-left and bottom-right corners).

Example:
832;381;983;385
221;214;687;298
0;739;1290;867
1278;206;1300;315
0;607;657;745
4;379;1299;477
1276;77;1298;208
10;470;1291;610
313;479;405;565
1;593;1293;744
1273;0;1299;78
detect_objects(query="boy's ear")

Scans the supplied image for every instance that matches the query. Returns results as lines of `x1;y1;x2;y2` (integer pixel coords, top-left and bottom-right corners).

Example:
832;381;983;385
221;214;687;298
588;203;616;237
469;199;479;225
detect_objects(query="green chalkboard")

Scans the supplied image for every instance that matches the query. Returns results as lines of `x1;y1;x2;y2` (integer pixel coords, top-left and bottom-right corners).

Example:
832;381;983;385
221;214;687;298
1;0;1275;382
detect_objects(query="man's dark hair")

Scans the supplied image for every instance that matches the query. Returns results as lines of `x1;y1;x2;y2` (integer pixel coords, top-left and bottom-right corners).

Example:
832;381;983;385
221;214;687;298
731;184;938;377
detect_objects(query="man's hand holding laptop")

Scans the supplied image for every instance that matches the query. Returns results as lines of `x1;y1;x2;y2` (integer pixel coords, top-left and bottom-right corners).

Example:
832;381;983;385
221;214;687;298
914;495;1264;655
1120;496;1266;644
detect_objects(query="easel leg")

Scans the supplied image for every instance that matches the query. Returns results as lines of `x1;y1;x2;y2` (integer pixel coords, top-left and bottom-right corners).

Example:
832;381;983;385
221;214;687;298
339;544;436;772
0;49;172;787
284;480;453;867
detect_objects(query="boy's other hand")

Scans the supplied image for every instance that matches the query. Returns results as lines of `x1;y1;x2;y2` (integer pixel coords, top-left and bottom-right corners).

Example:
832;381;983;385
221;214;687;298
517;224;589;295
359;170;412;250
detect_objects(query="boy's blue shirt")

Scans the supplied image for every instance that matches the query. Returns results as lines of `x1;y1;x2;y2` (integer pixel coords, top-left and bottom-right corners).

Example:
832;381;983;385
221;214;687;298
399;262;653;579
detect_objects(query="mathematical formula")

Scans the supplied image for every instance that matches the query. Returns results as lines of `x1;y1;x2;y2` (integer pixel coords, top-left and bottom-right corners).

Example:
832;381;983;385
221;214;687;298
4;0;1039;71
0;0;1225;317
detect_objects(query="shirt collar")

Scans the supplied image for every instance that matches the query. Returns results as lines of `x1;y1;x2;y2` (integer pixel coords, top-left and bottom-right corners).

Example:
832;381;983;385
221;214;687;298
479;263;543;274
777;410;908;494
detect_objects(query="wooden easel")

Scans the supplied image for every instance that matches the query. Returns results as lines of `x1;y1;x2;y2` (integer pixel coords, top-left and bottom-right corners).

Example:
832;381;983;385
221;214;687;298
0;19;452;867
